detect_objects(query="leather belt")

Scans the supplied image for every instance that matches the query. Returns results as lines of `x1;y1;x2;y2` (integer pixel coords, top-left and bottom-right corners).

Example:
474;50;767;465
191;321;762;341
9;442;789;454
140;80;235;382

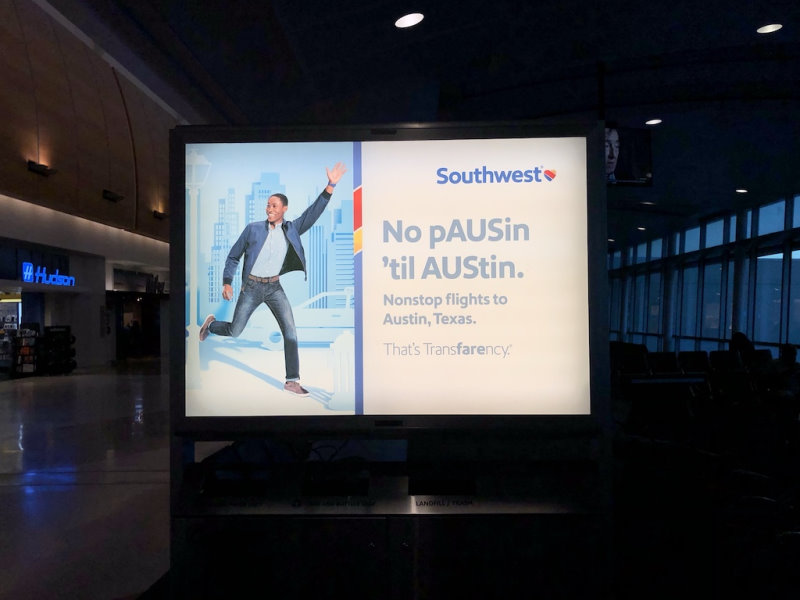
248;274;280;283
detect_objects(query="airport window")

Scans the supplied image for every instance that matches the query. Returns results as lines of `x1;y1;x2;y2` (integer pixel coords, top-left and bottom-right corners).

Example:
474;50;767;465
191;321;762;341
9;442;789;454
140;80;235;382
705;219;724;248
608;194;800;352
647;272;661;334
699;339;719;353
701;262;723;339
753;252;783;343
670;272;680;344
609;277;622;335
681;265;699;344
758;200;785;236
624;274;634;336
636;243;647;264
737;257;750;337
650;238;662;260
684;227;700;253
633;274;646;332
726;260;734;339
789;250;800;344
793;195;800;229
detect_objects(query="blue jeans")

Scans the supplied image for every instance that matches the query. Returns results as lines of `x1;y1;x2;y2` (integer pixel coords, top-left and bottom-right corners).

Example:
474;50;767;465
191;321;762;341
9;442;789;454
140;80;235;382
208;279;300;381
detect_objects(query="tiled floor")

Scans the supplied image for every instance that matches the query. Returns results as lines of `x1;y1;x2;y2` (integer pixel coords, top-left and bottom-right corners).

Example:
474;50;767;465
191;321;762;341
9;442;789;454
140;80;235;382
0;359;170;600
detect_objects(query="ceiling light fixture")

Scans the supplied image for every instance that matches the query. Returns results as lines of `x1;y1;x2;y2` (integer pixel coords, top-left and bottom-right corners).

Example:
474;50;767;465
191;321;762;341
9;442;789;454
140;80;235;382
735;189;748;194
637;227;646;231
645;119;662;125
608;238;615;243
640;201;657;206
757;24;782;34
395;13;424;28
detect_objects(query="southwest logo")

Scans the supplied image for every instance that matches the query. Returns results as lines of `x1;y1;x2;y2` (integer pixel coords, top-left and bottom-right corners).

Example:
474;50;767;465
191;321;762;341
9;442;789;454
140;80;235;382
22;262;34;282
436;166;558;184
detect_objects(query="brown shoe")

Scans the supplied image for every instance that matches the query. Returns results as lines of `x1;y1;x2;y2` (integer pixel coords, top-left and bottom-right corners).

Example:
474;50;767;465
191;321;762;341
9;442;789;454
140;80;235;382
284;381;309;396
199;314;215;341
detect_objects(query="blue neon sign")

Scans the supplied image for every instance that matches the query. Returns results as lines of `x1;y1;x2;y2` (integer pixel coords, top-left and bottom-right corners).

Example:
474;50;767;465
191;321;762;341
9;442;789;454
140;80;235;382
21;262;75;287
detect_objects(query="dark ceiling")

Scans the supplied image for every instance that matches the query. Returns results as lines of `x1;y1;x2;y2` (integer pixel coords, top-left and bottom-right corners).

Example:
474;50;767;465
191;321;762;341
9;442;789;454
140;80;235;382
50;0;800;248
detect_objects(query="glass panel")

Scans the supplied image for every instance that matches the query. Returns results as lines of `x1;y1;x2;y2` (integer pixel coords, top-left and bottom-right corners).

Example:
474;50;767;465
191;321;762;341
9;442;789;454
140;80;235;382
737;257;750;335
685;227;700;253
729;215;737;243
644;335;658;353
635;274;646;331
700;340;719;353
681;266;698;337
705;219;724;248
758;200;785;236
673;232;680;255
612;251;621;270
678;338;695;351
789;250;800;344
624;274;634;336
647;272;661;333
794;195;800;228
650;238;662;260
670;270;680;351
745;210;752;239
610;277;621;332
636;243;647;264
726;260;734;339
754;252;783;343
627;246;634;266
630;334;643;344
701;263;722;338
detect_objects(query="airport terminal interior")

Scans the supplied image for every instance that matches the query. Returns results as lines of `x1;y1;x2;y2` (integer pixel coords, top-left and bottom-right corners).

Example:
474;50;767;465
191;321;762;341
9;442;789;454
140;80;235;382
1;1;800;598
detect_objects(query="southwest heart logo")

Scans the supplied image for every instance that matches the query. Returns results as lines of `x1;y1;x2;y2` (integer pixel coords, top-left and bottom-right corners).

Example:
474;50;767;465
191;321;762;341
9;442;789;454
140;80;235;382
543;169;557;181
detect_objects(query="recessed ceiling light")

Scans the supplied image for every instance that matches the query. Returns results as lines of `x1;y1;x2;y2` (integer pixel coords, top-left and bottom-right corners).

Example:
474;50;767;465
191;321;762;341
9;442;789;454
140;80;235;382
736;189;748;194
640;201;656;206
757;24;782;34
637;227;646;231
645;119;662;125
608;238;615;243
395;13;424;28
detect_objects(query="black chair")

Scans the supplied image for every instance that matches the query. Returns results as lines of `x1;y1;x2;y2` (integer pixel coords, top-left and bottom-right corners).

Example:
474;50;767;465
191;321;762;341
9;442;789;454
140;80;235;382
678;350;711;374
709;349;756;406
710;350;744;373
647;351;681;375
611;341;650;376
623;378;695;441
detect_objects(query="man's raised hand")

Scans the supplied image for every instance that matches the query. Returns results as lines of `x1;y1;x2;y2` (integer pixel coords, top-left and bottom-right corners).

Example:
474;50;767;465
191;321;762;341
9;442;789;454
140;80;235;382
326;162;347;187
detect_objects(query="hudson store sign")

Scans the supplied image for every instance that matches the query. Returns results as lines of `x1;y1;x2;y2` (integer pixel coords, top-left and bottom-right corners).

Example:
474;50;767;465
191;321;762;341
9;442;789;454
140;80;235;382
21;262;76;287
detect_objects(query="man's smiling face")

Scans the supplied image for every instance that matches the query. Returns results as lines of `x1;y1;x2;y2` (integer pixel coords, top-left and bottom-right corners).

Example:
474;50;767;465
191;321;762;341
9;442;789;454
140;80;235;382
266;195;288;224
